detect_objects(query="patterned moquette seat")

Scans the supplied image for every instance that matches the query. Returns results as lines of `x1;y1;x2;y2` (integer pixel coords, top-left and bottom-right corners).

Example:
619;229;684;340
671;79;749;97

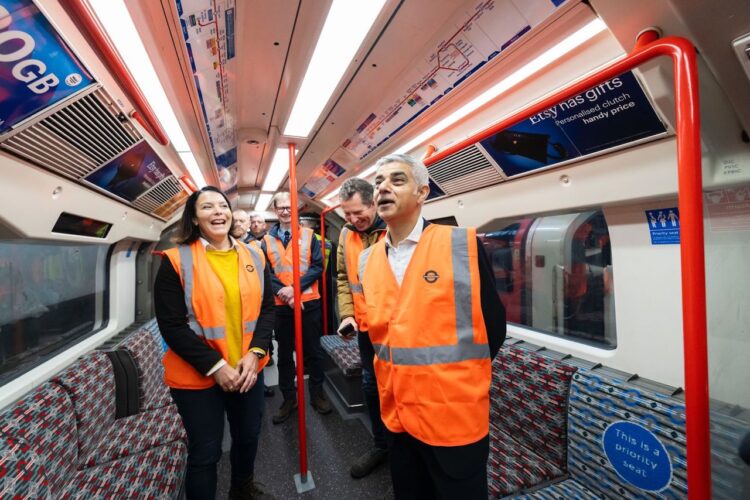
0;382;78;498
119;327;173;410
488;344;577;498
524;369;750;499
52;351;185;468
320;334;362;376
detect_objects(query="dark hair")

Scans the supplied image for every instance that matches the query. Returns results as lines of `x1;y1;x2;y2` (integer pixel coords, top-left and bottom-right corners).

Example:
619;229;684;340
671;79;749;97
339;177;374;205
174;186;232;244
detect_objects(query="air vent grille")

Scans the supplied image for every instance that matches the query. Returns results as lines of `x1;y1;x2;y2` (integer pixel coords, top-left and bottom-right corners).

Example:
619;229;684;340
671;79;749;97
439;167;504;195
132;176;184;213
1;87;141;180
426;144;505;196
428;145;492;184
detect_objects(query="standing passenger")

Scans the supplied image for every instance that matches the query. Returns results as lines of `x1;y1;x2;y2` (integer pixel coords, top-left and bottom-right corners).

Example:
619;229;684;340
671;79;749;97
231;209;253;243
249;212;268;241
359;154;506;498
154;186;275;500
262;192;332;424
336;178;388;478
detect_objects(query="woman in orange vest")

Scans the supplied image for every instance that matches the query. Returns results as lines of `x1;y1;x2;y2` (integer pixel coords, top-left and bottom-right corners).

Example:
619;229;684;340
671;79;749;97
154;186;275;500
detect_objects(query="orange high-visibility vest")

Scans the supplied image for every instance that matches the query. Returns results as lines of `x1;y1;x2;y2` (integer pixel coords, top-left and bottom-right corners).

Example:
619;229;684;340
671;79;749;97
359;224;491;446
163;240;268;389
264;227;320;305
339;226;385;332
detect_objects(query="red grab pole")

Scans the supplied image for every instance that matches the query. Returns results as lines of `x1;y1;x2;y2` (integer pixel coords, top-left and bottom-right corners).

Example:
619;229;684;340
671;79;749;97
287;143;309;480
63;0;170;146
423;32;710;499
320;204;340;335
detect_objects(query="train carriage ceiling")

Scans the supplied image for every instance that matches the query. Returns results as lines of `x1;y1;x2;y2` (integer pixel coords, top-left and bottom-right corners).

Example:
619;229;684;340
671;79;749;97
124;0;750;212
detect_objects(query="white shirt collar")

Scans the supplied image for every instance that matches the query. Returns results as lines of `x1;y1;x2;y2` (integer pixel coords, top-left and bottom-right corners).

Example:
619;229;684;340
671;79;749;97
385;217;424;249
199;235;239;251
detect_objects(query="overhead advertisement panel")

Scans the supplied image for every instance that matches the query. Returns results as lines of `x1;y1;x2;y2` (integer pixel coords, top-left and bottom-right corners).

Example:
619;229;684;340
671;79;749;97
0;0;94;133
84;140;173;202
479;71;667;177
342;0;568;161
175;0;238;193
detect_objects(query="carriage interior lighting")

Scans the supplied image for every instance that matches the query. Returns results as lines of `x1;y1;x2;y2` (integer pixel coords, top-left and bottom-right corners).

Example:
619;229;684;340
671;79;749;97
392;18;608;157
255;147;296;210
283;0;387;138
254;193;274;212
87;0;206;188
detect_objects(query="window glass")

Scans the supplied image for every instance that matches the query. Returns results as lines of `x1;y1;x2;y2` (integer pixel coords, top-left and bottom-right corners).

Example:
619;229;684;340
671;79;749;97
0;240;108;385
480;209;615;348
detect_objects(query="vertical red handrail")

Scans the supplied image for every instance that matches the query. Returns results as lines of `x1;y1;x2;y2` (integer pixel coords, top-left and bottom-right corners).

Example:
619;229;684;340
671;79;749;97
422;33;709;499
320;205;340;335
287;143;309;480
63;0;170;146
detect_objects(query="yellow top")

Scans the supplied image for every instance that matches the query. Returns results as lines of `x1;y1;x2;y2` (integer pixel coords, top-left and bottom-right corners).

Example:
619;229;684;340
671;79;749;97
205;248;243;367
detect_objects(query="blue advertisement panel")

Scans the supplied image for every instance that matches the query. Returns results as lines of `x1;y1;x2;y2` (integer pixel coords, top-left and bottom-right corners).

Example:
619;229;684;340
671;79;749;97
85;141;172;202
0;0;94;133
480;71;666;177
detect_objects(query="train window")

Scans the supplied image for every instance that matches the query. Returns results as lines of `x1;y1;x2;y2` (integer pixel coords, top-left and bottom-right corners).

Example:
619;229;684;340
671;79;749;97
0;240;108;385
480;210;616;348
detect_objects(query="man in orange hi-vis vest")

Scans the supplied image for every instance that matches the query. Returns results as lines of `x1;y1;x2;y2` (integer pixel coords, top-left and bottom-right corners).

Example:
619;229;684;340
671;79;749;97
336;177;388;479
358;154;506;498
262;192;332;424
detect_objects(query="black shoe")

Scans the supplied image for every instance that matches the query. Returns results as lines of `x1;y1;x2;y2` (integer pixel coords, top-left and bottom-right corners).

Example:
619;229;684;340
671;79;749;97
263;385;275;398
350;448;388;479
228;475;275;500
310;393;332;415
272;398;297;424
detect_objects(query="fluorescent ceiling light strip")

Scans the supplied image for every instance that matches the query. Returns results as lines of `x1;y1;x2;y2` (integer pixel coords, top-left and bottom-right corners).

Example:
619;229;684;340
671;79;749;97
394;18;607;155
262;147;295;192
284;0;387;137
88;0;206;188
254;193;274;211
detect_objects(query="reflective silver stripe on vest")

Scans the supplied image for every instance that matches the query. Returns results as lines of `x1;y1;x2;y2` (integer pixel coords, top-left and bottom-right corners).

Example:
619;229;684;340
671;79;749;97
245;243;265;298
451;227;476;347
358;245;375;286
264;236;284;274
299;229;311;274
373;343;390;362
372;227;489;366
179;246;206;338
341;227;363;294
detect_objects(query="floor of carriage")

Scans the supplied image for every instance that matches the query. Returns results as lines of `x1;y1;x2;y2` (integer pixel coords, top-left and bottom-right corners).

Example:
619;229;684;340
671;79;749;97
216;345;393;499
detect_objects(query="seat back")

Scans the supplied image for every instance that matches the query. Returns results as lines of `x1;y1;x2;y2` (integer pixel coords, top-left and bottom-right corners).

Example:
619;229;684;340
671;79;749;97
0;382;78;496
120;327;172;411
567;369;750;498
52;351;116;466
488;344;577;497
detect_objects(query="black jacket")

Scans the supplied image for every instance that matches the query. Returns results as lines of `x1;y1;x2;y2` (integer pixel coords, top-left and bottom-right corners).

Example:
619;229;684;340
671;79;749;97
153;248;275;375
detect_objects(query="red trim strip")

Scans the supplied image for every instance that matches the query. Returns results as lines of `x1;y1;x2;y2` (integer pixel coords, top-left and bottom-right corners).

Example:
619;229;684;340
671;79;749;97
421;33;710;499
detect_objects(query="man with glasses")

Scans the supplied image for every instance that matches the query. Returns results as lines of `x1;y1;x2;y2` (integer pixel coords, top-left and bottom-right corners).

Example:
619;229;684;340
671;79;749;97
261;192;332;424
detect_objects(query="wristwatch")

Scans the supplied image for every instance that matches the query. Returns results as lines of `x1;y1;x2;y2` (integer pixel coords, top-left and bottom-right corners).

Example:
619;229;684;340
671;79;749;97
249;347;266;359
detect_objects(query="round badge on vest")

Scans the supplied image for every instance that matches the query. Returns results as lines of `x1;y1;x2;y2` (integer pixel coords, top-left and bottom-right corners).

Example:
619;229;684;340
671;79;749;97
423;270;439;283
245;264;255;272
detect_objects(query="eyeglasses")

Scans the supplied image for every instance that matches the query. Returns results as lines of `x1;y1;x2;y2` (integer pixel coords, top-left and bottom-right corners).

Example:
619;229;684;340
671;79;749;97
275;206;292;213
